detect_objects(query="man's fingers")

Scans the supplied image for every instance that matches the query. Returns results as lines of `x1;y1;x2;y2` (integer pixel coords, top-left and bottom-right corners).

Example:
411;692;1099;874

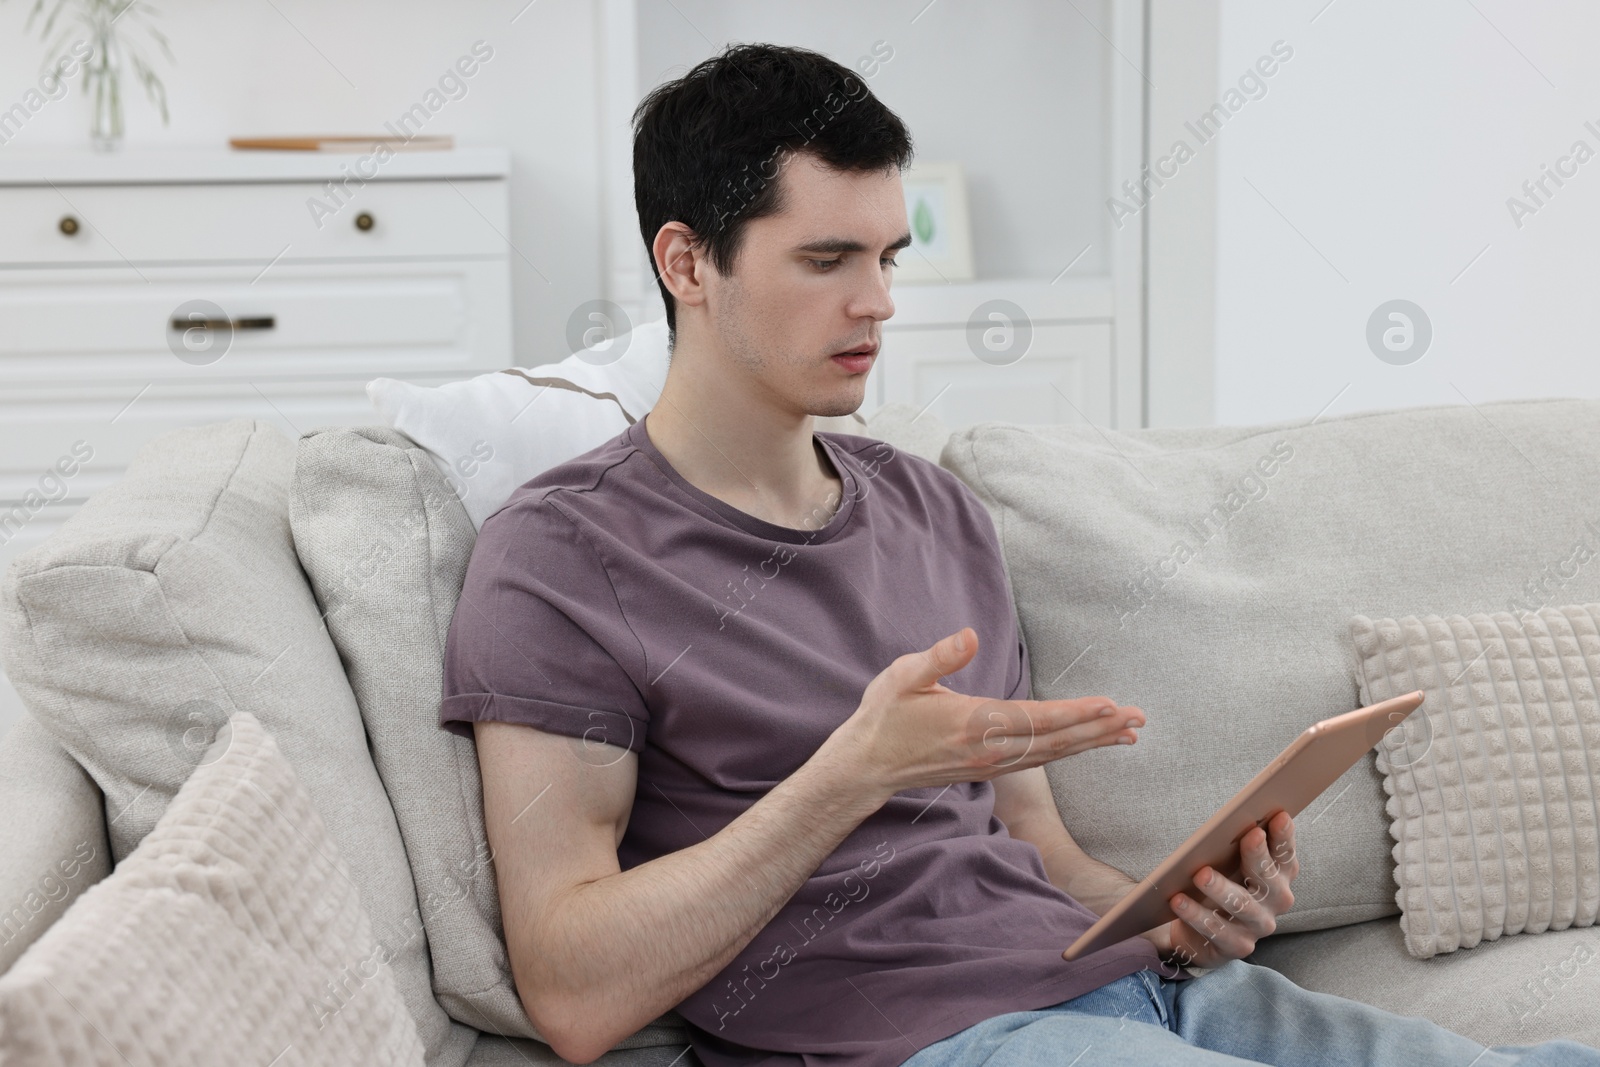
1042;700;1144;751
902;627;980;691
987;699;1142;749
1190;866;1279;938
1047;697;1136;729
964;695;1144;772
1009;697;1142;735
1267;811;1299;871
968;712;1136;770
1240;828;1297;913
1164;817;1299;966
1171;890;1257;959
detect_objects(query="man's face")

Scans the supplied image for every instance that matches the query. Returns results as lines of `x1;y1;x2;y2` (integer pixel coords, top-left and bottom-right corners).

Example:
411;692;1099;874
701;153;907;419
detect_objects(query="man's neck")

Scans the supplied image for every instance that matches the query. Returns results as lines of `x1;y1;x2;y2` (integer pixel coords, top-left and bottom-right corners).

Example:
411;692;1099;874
644;345;843;532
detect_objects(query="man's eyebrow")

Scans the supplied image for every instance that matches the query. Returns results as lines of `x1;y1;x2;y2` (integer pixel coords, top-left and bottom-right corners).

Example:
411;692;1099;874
790;232;914;255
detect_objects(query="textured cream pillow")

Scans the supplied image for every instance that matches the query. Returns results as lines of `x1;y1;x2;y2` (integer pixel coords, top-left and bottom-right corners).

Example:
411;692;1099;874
0;710;424;1066
1351;606;1600;959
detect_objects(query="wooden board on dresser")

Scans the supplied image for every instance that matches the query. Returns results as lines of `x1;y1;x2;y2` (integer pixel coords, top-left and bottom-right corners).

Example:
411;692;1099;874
0;148;514;580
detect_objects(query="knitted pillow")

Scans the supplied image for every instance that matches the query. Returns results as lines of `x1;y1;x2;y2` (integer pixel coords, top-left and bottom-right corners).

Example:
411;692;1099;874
0;710;424;1065
1351;606;1600;958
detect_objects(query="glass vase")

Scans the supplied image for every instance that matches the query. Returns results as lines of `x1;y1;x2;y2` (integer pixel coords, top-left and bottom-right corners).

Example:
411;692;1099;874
87;22;123;153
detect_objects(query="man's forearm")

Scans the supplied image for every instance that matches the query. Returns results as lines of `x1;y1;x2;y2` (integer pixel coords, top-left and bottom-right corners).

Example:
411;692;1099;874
527;735;889;1063
1029;825;1140;917
1028;825;1184;963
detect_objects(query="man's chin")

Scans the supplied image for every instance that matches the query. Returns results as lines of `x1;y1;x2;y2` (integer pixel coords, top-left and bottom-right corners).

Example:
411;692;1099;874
807;384;868;421
810;399;865;420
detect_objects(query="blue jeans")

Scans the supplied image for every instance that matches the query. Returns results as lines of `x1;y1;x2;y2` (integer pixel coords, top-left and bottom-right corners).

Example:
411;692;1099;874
902;960;1600;1066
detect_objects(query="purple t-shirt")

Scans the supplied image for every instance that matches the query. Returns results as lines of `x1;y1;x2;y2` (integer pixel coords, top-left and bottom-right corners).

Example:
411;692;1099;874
439;414;1169;1067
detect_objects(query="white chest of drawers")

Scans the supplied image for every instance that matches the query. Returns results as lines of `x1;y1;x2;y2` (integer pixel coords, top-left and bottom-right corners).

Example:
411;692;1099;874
0;147;513;571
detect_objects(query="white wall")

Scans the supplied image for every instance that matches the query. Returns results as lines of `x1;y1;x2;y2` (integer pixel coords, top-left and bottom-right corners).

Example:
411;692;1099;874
1212;0;1600;424
1146;0;1220;428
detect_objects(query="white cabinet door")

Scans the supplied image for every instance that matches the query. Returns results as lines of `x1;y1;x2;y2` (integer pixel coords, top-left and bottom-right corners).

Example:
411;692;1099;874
873;321;1114;430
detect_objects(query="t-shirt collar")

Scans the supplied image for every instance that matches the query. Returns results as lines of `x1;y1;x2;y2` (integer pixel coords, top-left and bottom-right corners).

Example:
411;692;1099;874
628;412;859;545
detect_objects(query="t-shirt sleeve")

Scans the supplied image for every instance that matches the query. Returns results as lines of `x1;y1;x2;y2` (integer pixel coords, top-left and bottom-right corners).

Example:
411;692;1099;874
439;494;649;753
1007;627;1033;701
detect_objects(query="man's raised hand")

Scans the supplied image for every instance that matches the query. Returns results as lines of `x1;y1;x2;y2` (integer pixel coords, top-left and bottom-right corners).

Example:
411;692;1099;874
824;626;1146;800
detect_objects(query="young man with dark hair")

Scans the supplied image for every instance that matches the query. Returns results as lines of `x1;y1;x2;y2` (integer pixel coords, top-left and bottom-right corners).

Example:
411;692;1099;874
440;42;1599;1067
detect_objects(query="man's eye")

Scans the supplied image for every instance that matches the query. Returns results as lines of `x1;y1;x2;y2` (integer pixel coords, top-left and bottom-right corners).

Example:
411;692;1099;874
807;256;900;271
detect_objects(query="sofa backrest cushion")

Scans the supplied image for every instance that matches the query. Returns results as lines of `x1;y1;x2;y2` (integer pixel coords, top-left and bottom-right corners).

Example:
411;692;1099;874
290;425;692;1049
0;715;111;975
938;397;1600;935
0;418;475;1067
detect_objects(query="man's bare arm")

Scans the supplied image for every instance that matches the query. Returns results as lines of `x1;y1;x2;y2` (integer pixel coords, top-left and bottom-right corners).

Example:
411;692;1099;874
992;764;1142;915
477;719;890;1065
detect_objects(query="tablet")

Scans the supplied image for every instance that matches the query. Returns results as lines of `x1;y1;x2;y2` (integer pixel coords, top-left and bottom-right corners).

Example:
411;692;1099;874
1060;689;1425;962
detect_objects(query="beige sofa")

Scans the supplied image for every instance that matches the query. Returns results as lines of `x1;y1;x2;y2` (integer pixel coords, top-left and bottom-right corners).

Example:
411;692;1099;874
2;397;1598;1065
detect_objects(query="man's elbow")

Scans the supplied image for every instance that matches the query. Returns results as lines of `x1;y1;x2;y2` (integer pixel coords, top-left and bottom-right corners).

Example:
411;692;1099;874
544;1015;616;1065
552;1033;609;1066
521;984;612;1065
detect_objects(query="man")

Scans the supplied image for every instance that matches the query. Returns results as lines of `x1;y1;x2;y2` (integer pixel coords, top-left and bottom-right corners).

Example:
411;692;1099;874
440;42;1599;1067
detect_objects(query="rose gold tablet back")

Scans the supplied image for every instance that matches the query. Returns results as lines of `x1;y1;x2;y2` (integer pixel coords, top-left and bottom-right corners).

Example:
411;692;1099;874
1060;690;1425;962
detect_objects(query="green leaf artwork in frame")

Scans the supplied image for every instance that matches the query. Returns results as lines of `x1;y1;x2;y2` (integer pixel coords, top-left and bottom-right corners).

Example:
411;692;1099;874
912;196;937;245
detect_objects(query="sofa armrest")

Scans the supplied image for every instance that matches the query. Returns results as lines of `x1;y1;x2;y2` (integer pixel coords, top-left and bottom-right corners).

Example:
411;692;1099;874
0;714;112;973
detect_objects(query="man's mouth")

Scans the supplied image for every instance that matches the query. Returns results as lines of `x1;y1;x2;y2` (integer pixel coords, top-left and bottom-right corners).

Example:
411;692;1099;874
830;343;878;373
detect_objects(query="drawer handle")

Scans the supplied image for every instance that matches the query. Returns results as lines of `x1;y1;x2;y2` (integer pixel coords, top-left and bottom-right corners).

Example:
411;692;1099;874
355;212;375;231
168;315;276;332
59;215;80;236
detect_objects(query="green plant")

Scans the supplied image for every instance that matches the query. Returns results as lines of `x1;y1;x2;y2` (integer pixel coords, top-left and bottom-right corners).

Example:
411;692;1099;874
10;0;173;147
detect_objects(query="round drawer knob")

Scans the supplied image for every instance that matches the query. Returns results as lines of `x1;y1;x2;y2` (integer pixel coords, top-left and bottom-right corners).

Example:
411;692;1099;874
58;215;80;236
355;212;375;232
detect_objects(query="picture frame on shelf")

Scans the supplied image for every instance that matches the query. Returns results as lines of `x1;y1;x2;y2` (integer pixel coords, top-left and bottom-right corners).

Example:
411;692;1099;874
895;161;975;284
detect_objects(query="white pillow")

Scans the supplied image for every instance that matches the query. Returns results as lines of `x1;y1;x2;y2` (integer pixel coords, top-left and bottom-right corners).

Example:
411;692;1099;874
367;317;672;530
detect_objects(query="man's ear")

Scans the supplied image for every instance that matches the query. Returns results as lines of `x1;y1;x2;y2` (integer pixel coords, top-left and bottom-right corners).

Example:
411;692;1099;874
653;222;708;312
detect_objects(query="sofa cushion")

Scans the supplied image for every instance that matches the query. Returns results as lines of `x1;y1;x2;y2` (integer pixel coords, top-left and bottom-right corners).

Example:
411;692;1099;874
1352;605;1600;958
938;397;1600;935
1248;915;1600;1049
0;708;425;1066
0;714;111;974
851;402;951;464
0;418;475;1067
290;424;692;1050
